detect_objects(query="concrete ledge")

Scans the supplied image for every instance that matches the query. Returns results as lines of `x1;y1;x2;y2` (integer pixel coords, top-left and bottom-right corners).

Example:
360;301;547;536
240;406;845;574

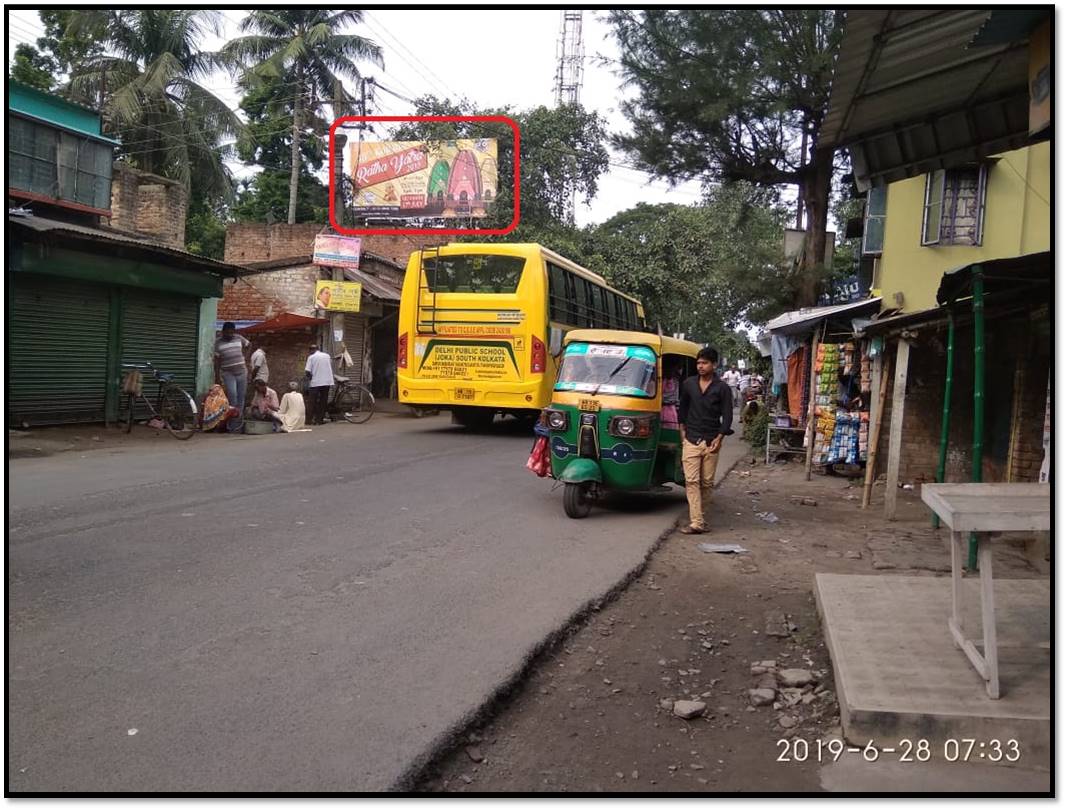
815;573;1050;769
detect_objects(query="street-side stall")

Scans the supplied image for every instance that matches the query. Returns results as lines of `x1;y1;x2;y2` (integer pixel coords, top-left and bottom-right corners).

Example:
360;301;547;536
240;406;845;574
763;298;882;479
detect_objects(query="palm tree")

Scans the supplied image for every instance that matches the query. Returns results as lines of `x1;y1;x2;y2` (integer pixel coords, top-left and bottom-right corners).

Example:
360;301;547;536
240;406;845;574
221;10;383;224
66;10;242;203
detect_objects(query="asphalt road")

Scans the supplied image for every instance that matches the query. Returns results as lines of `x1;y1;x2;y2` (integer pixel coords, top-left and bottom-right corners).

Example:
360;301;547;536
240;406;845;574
8;414;743;792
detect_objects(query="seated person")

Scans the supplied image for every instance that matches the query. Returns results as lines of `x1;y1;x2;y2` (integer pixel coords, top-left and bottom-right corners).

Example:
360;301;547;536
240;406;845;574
249;379;281;426
661;357;682;430
277;381;308;433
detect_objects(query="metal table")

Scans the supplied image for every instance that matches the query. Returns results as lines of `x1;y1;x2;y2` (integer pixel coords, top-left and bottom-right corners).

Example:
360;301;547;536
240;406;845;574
921;483;1051;698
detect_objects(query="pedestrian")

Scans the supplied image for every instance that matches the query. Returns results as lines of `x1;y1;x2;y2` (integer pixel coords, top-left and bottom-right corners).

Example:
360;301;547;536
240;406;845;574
250;342;269;384
214;322;250;433
722;365;741;408
305;342;335;425
249;378;281;427
677;346;733;535
278;381;308;433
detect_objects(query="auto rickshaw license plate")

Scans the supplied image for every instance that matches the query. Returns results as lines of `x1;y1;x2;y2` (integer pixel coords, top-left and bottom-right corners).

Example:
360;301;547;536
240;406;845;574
454;387;475;401
579;398;601;412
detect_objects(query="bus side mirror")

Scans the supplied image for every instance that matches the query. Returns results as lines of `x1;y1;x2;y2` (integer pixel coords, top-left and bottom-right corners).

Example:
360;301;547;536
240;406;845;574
549;327;564;357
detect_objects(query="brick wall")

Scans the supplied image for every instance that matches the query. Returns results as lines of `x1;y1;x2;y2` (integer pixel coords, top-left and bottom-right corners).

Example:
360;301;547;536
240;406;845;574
873;306;1049;485
217;278;286;321
107;163;188;249
247;333;318;395
223;222;447;269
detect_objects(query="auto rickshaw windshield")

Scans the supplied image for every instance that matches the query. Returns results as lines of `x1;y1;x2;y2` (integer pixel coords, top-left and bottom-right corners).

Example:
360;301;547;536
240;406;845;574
554;343;658;398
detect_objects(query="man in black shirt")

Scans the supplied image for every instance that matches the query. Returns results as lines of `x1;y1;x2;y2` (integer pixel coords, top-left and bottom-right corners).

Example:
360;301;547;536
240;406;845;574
677;346;734;534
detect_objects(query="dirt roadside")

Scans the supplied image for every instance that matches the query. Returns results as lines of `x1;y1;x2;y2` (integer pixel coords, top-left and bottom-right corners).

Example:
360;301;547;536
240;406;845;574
414;457;1045;793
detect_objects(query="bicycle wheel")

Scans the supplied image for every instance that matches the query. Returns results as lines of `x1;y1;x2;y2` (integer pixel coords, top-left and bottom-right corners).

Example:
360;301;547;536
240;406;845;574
343;384;375;424
160;384;197;439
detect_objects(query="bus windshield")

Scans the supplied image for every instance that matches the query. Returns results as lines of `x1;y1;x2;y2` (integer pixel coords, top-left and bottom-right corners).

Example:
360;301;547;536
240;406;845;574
423;254;526;293
554;343;658;398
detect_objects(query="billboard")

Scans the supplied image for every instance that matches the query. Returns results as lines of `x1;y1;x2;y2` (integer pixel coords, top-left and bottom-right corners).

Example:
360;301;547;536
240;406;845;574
314;280;363;313
350;139;498;219
312;234;362;269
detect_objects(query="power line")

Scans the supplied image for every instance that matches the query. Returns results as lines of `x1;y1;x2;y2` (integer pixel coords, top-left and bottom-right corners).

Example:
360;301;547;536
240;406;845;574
361;12;461;101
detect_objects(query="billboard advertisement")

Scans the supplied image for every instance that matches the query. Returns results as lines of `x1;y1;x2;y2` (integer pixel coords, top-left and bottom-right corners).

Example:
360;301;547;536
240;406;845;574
312;234;362;269
350;138;498;219
314;280;363;313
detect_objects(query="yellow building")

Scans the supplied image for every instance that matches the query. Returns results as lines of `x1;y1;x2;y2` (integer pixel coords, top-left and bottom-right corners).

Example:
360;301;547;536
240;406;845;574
869;141;1050;313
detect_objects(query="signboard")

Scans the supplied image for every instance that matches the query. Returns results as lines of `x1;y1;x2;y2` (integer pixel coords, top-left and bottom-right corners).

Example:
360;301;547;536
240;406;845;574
1029;19;1051;136
314;280;363;313
313;234;362;269
415;339;519;382
817;274;869;307
350;139;498;219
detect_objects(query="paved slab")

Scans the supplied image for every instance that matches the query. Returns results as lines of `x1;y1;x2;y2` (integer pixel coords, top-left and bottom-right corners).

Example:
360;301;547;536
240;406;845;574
814;574;1050;768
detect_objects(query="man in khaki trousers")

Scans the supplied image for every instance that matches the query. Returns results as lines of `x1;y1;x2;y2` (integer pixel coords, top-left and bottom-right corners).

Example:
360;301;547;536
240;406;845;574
677;346;734;534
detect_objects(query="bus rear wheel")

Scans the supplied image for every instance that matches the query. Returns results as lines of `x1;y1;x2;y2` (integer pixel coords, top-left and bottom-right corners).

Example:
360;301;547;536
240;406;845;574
563;482;592;519
453;406;495;431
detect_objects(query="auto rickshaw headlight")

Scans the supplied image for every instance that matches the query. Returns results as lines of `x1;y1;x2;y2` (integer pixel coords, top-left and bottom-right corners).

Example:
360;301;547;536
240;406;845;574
547;410;569;430
615;417;636;436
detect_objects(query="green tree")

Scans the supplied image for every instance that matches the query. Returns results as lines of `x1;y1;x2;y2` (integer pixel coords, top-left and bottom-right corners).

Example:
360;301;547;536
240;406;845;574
185;196;229;260
9;43;57;91
65;10;242;202
221;10;383;225
232;170;329;224
608;9;844;306
588;184;790;339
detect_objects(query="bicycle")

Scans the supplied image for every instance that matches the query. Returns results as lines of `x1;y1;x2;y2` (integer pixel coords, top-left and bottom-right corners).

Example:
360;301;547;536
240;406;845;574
326;375;375;424
120;362;198;440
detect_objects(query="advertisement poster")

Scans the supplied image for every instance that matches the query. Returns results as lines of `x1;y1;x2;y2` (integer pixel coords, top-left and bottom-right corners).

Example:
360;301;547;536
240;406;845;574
313;234;362;269
314;280;363;313
350;139;498;218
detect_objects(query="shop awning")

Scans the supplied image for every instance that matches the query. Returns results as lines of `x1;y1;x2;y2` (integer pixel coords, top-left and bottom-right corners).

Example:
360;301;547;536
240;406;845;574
936;252;1051;306
237;313;327;334
822;9;1042;190
764;298;882;337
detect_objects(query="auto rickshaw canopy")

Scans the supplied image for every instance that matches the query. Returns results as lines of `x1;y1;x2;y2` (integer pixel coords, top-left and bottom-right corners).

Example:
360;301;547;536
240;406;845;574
562;329;702;360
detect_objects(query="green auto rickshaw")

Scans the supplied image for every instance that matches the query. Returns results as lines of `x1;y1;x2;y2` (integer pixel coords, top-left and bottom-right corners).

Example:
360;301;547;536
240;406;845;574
540;329;700;518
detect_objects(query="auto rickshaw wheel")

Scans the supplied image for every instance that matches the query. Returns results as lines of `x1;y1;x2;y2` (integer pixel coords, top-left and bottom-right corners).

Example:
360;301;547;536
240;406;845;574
563;482;593;519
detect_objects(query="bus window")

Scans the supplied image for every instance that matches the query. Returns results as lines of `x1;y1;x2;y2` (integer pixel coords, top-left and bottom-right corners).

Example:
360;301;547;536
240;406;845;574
424;254;526;294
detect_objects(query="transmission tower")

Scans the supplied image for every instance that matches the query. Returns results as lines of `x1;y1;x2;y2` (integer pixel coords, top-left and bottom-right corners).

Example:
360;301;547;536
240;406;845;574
553;11;584;106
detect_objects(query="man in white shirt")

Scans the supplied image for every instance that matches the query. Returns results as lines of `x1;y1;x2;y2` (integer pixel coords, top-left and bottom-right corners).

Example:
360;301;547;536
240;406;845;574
305;343;335;425
250;343;269;384
722;366;741;407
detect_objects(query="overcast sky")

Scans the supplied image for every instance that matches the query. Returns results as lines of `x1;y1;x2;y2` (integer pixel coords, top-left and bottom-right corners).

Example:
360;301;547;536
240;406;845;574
7;8;723;227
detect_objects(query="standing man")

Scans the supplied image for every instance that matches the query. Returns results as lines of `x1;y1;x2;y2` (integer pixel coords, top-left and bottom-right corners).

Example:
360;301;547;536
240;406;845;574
722;365;741;408
214;322;250;433
250;342;269;385
677;346;733;535
305;342;335;425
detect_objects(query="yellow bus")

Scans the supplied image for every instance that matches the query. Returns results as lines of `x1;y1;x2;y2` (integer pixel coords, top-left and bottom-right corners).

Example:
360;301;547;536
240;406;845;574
398;243;646;428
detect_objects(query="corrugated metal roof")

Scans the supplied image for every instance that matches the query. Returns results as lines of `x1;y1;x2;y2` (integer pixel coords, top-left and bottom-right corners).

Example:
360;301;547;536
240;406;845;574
9;213;241;275
343;266;402;301
823;9;1036;189
764;298;882;336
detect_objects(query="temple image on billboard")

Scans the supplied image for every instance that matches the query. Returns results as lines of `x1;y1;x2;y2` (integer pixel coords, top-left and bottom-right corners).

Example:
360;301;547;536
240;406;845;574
442;151;485;217
351;138;498;220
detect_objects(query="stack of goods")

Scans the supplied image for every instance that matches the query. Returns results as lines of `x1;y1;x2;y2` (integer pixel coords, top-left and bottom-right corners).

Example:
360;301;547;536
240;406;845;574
812;408;837;459
860;347;872;394
825;411;862;465
811;343;842;459
858;411;870;461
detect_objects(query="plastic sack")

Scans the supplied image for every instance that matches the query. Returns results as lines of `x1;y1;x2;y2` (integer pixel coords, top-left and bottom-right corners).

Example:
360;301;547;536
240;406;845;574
526;435;551;478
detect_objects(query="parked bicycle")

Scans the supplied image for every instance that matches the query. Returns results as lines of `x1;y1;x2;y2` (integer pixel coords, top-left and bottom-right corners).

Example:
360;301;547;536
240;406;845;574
120;362;198;440
326;375;375;424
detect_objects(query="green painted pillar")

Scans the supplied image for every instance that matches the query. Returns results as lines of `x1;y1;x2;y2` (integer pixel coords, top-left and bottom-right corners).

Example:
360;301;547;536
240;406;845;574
968;267;986;571
196;297;219;399
933;310;956;529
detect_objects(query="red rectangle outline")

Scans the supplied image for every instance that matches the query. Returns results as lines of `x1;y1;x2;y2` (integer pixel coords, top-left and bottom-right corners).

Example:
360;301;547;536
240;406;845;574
329;115;520;236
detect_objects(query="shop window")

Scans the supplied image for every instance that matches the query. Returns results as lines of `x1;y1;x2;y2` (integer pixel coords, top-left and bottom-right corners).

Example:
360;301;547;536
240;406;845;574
921;165;987;247
861;185;886;255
